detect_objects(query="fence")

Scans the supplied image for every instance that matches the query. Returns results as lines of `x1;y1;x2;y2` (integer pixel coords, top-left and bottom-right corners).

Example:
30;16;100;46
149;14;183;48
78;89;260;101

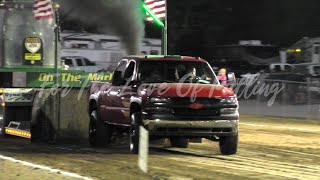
237;75;320;119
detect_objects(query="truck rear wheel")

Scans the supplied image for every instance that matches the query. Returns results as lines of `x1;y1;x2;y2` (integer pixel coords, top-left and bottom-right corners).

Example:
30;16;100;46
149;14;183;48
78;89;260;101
30;119;42;142
89;110;112;147
219;133;238;155
170;137;189;148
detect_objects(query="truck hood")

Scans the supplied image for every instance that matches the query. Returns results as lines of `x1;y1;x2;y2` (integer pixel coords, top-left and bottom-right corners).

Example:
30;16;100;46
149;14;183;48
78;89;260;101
143;83;235;98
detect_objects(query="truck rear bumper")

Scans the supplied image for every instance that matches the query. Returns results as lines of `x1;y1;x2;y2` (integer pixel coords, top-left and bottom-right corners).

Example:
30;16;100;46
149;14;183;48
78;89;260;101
142;119;238;137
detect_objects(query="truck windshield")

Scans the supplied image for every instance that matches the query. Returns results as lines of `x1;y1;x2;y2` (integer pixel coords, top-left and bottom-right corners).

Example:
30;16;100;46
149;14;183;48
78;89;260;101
138;61;219;84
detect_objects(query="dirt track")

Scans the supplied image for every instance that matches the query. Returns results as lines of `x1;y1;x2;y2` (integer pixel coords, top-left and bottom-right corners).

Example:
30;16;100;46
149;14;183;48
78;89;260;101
0;115;319;180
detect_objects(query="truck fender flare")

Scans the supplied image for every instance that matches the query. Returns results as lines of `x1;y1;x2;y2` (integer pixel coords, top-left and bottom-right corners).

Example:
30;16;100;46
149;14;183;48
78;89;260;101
130;96;142;105
89;94;100;114
89;94;99;104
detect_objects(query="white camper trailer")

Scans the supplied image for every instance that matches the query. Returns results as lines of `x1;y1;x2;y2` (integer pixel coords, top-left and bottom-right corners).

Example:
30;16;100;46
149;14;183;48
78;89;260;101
60;32;161;71
269;37;320;74
286;37;320;64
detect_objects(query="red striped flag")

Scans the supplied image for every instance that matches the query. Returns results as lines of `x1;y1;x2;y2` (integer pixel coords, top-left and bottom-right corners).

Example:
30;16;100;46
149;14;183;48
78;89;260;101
145;0;166;22
33;0;54;20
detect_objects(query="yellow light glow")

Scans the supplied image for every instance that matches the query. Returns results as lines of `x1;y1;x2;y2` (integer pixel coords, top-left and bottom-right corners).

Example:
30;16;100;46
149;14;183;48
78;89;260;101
287;48;302;53
0;89;3;94
1;103;5;107
53;3;60;9
287;49;295;53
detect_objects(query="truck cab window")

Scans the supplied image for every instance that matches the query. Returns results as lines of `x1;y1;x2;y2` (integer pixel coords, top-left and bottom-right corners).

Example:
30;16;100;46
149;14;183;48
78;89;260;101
64;59;73;66
76;58;84;66
314;46;320;54
314;66;320;74
84;58;96;66
123;61;135;80
116;61;127;78
273;65;281;72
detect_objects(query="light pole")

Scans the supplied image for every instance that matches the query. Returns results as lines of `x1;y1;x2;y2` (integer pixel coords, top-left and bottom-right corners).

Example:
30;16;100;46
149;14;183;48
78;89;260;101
163;0;167;55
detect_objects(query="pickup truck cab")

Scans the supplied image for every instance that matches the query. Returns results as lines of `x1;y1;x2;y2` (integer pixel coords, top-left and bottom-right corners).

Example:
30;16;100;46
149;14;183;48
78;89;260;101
61;56;105;72
88;55;239;155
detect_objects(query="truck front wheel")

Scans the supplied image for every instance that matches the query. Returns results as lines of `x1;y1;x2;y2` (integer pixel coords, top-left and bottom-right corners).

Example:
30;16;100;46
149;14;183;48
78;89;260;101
219;133;238;155
130;113;141;154
89;110;112;147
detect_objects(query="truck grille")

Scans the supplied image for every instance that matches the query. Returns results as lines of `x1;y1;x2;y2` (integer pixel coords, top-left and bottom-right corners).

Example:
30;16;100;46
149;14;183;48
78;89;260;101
170;97;221;116
173;108;220;116
171;97;221;105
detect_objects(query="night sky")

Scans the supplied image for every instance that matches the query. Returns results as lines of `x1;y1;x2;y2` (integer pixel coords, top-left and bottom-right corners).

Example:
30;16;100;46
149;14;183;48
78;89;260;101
166;0;320;58
62;0;320;58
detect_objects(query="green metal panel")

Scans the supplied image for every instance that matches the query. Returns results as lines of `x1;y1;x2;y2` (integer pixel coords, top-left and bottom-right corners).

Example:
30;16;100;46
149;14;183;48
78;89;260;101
0;67;112;88
0;66;57;73
26;70;113;88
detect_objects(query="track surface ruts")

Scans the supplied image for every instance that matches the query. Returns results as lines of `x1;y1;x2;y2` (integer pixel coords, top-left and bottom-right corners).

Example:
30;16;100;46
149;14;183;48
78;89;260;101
0;115;319;180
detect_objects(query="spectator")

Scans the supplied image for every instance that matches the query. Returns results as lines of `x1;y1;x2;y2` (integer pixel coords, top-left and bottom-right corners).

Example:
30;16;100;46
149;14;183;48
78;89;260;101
217;68;227;86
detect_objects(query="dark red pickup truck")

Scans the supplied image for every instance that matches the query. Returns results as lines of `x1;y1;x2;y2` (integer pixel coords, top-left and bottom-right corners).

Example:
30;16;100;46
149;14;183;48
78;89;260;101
88;55;239;155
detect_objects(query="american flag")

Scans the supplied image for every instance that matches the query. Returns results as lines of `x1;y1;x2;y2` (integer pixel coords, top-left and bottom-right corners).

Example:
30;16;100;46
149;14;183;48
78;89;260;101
33;0;54;20
145;0;166;21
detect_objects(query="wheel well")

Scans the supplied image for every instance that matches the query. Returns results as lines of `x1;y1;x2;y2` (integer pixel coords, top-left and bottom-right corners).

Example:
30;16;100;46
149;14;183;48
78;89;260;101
89;100;97;115
130;103;141;116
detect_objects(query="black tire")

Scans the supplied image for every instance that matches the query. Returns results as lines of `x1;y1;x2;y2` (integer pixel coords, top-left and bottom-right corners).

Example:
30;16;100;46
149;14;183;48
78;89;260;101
219;133;238;155
89;110;112;147
0;117;8;137
31;115;58;144
170;137;189;148
30;119;42;142
31;111;48;142
130;113;141;154
0;101;7;136
30;91;43;142
47;120;57;144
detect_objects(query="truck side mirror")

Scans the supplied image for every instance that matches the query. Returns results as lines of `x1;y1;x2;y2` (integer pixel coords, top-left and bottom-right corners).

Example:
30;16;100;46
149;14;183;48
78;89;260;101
227;72;236;88
112;71;123;86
